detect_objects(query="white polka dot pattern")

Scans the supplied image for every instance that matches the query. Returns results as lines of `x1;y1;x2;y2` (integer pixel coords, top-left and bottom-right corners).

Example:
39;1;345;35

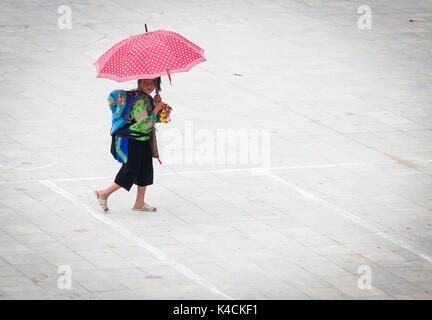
93;30;207;82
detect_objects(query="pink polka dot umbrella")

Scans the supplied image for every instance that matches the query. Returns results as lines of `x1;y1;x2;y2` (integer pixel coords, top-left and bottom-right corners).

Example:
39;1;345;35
93;29;206;84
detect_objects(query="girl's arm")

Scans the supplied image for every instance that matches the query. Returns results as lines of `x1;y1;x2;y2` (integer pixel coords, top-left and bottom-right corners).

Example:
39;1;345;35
134;109;159;130
133;100;164;129
155;108;163;123
132;95;165;129
151;95;171;123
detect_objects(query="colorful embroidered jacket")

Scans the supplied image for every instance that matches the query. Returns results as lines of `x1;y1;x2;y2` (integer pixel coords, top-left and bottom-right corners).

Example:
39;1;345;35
108;89;161;163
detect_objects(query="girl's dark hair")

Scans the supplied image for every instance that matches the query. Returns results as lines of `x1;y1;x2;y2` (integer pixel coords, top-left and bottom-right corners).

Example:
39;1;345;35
135;77;162;95
154;77;162;94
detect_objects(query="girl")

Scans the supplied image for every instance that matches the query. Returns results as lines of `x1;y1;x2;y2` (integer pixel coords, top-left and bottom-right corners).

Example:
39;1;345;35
94;77;166;213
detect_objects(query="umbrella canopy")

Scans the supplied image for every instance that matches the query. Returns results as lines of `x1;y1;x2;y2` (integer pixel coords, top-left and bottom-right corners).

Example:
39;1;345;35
93;29;206;83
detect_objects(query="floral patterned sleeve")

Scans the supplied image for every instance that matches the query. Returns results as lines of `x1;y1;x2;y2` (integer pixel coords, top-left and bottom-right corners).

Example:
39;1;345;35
131;100;157;130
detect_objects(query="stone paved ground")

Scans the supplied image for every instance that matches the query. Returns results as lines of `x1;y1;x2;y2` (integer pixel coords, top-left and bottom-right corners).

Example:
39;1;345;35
0;0;432;299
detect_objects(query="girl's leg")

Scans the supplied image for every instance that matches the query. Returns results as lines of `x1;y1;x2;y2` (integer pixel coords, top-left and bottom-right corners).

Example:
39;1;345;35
133;185;146;209
97;183;122;200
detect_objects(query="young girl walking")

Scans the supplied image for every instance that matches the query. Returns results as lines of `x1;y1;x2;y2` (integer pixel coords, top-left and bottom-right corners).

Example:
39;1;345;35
94;77;167;213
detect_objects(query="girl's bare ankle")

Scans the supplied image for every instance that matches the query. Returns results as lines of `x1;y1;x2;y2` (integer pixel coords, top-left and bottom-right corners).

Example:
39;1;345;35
134;200;145;208
98;190;109;200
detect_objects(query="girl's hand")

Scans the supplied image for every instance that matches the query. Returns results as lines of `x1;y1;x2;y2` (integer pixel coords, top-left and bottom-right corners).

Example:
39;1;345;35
154;94;161;102
154;94;163;113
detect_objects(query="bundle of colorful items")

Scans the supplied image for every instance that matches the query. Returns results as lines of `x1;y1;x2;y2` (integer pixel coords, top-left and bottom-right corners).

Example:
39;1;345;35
159;103;173;124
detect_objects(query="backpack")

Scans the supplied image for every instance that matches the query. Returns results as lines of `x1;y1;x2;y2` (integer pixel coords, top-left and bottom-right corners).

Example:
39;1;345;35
110;91;160;162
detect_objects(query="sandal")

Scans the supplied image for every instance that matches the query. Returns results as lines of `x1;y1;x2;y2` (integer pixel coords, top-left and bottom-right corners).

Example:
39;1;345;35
94;190;109;212
132;202;157;212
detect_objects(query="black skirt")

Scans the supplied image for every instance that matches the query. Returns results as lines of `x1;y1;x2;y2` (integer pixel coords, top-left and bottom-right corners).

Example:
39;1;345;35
114;138;154;191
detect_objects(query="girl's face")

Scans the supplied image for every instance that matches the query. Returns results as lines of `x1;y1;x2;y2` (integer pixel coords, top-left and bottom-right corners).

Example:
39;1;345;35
139;79;156;95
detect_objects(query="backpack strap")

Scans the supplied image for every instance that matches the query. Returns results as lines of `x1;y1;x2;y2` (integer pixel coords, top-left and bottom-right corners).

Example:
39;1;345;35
115;128;151;139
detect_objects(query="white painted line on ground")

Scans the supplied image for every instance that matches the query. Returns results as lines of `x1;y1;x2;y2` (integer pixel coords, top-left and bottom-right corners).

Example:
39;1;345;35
3;159;430;184
2;161;431;265
38;179;233;300
266;173;432;264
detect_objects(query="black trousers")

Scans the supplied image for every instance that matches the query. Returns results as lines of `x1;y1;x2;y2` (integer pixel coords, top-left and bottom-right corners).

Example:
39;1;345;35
114;138;154;191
